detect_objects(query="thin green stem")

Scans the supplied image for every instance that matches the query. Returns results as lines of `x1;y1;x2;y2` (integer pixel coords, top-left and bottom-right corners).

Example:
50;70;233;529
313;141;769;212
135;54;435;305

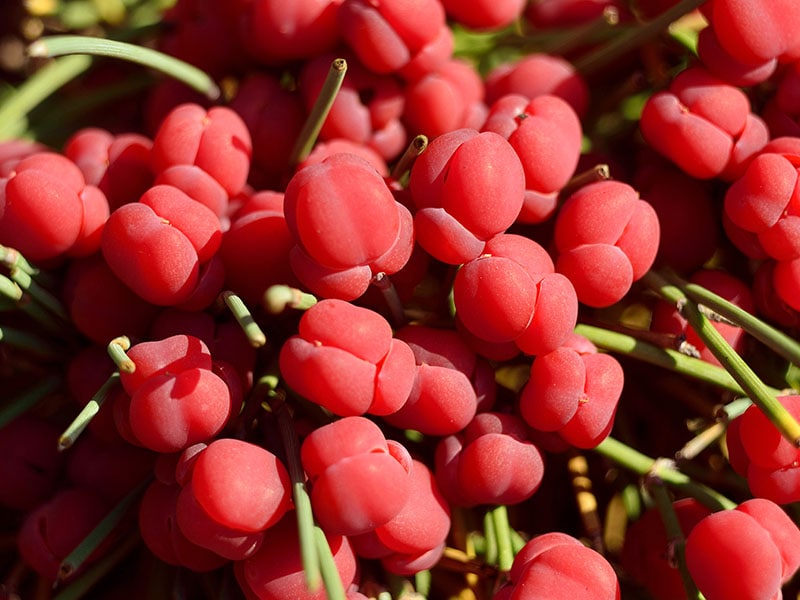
220;291;266;348
0;375;62;429
0;325;61;360
573;0;708;75
643;271;800;447
663;269;800;367
482;510;498;566
28;35;220;100
9;266;70;323
58;372;120;451
390;134;428;182
52;532;140;600
107;336;135;374
313;527;346;600
0;54;92;140
263;285;318;314
272;397;322;592
290;58;347;165
58;475;151;581
645;476;702;599
574;323;748;395
594;436;737;511
490;505;514;572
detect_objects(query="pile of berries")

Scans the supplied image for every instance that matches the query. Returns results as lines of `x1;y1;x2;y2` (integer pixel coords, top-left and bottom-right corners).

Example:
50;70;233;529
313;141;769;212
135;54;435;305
3;0;800;598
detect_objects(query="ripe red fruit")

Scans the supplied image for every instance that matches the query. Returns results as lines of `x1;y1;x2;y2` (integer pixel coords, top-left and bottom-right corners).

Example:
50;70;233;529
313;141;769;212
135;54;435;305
454;233;578;355
0;152;104;261
520;333;624;448
634;158;719;273
239;0;344;65
435;412;545;506
280;299;415;416
64;127;154;210
62;255;159;345
18;487;112;581
685;498;800;600
440;0;527;31
622;498;712;600
494;532;620;599
403;59;488;139
704;0;800;66
337;0;446;75
383;325;495;435
235;512;358;600
724;152;800;261
639;66;767;180
283;152;413;300
696;25;776;87
482;93;582;223
300;416;414;536
229;73;306;189
726;394;800;503
409;129;525;264
175;439;292;560
151;103;252;197
139;478;228;572
554;180;659;307
485;53;589;117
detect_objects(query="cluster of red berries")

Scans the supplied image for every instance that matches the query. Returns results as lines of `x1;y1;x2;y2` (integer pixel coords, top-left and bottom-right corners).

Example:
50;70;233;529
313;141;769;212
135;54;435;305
3;0;800;599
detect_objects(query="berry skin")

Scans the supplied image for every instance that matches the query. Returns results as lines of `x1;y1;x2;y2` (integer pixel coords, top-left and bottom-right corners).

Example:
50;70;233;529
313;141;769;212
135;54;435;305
151;103;252;197
494;532;621;599
300;416;414;536
283;153;413;300
410;129;525;265
482;93;583;223
639;66;767;180
280;299;416;416
520;333;624;448
554;179;659;307
685;499;800;600
0;152;102;261
454;233;578;355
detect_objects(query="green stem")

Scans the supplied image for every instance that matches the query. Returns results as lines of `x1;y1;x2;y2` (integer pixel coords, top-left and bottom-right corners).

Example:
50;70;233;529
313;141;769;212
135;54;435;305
663;270;800;367
9;266;70;323
573;0;708;75
0;325;61;360
263;285;318;314
273;397;322;593
220;291;266;348
107;336;135;374
390;134;428;182
0;54;92;140
290;58;347;165
490;505;515;572
0;375;62;429
52;532;140;600
645;476;702;599
58;475;151;581
574;323;748;395
594;437;736;511
643;271;800;447
313;526;346;600
482;510;498;566
27;35;220;100
58;372;120;451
